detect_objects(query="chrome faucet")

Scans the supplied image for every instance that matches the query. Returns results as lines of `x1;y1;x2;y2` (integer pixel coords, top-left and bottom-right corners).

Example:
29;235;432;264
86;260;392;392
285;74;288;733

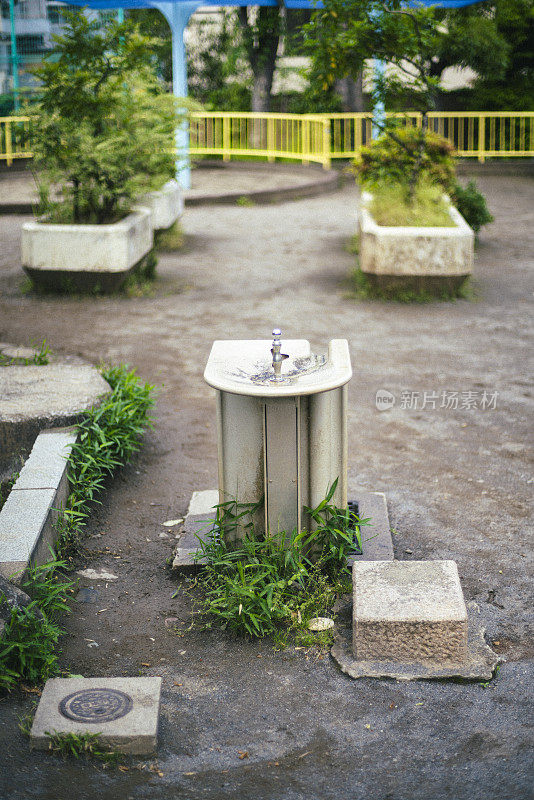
271;328;289;382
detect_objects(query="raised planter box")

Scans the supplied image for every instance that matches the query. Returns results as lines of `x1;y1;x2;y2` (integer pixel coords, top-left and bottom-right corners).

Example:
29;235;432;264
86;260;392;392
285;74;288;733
358;191;474;292
21;207;153;292
138;180;183;230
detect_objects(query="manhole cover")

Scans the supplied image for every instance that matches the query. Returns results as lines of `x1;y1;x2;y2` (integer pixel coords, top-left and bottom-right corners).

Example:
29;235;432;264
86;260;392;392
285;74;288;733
58;688;133;723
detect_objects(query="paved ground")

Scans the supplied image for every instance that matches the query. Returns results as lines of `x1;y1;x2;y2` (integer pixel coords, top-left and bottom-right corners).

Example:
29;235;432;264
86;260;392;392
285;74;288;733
0;170;532;799
0;163;334;208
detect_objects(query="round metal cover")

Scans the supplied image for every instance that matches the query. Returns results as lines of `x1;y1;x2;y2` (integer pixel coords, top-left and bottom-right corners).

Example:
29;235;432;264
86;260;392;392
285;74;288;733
58;688;133;724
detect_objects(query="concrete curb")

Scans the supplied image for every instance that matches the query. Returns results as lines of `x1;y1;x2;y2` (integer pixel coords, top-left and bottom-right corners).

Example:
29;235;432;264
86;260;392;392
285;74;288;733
0;163;342;215
0;427;77;582
187;161;342;206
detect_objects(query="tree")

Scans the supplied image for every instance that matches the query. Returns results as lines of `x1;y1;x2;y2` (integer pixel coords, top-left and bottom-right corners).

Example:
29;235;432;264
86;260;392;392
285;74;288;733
28;11;179;224
237;6;283;111
437;0;534;110
304;0;445;115
304;0;534;112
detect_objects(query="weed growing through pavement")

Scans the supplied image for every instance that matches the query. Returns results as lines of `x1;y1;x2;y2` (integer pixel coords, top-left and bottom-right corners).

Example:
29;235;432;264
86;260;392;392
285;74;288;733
0;339;50;366
480;664;501;689
347;268;472;304
191;480;369;647
155;221;185;252
55;363;155;557
0;560;74;690
44;731;123;766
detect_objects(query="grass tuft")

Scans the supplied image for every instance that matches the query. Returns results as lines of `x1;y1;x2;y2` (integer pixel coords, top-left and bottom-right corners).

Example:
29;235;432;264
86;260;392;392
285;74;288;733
155;221;185;252
0;560;74;690
55;364;155;556
191;480;368;647
0;340;50;366
44;731;123;766
348;268;472;304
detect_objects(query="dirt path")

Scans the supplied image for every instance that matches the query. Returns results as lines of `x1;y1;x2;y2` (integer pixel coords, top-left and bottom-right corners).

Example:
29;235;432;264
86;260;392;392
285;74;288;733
0;175;532;799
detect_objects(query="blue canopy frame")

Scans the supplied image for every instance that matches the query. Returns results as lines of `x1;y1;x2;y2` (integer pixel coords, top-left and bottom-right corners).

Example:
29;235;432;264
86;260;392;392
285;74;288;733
67;0;489;187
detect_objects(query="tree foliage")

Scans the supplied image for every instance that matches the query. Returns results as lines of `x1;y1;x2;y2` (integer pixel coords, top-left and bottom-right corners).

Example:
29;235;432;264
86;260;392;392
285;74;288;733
304;0;534;111
28;11;181;224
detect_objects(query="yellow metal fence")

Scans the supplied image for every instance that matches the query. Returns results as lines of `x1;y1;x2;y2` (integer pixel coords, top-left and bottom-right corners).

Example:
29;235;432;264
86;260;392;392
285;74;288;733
2;111;533;167
0;116;32;165
327;112;534;163
189;112;331;168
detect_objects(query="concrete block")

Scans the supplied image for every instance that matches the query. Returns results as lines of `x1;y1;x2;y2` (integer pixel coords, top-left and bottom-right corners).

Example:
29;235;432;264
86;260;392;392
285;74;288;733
172;490;218;568
21;208;153;292
13;428;77;490
21;209;152;272
138;180;183;230
0;488;58;578
30;677;162;755
359;191;474;278
0;365;108;471
353;560;468;663
349;489;393;563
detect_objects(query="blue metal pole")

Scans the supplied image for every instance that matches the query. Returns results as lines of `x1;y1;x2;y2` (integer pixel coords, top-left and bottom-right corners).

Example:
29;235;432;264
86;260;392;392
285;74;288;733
8;0;19;111
153;1;201;189
117;8;124;23
372;58;386;138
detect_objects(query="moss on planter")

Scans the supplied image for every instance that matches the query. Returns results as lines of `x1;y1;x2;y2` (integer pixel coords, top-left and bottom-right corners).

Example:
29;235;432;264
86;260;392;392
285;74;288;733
349;267;472;303
24;248;158;296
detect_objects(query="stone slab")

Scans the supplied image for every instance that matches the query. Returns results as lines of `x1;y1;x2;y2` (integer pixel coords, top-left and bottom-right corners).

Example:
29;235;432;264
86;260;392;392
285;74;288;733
349;490;393;563
332;601;500;681
0;428;76;579
172;490;218;568
30;677;162;755
0;342;40;361
173;488;393;569
13;427;77;490
0;366;109;424
353;560;468;663
0;365;108;471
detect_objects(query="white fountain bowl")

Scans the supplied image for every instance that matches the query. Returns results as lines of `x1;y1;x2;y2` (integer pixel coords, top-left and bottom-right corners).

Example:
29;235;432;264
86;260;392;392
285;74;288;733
204;339;352;398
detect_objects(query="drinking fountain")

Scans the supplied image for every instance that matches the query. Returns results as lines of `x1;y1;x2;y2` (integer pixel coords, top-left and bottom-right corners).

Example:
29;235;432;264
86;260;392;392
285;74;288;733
203;329;352;541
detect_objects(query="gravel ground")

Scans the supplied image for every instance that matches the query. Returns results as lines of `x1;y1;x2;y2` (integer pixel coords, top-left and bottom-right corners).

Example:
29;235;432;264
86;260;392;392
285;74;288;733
0;172;532;800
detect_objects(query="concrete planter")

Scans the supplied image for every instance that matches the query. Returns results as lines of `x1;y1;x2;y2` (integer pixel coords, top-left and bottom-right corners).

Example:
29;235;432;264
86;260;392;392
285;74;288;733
21;207;153;292
138;180;183;230
358;191;474;291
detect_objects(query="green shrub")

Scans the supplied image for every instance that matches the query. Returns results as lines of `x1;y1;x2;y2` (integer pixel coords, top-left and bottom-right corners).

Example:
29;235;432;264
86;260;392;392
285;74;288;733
451;180;494;234
353;128;493;235
26;11;186;224
353;126;457;194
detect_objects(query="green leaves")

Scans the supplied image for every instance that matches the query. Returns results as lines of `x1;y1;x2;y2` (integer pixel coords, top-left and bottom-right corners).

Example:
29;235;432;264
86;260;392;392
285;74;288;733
0;561;74;690
451;180;494;234
194;483;367;643
27;9;184;223
56;364;154;555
